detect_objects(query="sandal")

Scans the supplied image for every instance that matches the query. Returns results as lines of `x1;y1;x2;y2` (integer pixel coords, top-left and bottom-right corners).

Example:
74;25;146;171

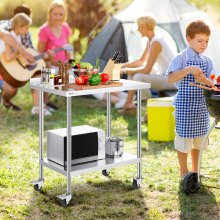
31;106;51;116
1;90;21;111
3;101;21;111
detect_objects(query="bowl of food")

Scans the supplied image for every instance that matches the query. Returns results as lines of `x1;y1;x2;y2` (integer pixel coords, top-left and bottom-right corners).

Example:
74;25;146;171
72;68;89;77
72;61;98;77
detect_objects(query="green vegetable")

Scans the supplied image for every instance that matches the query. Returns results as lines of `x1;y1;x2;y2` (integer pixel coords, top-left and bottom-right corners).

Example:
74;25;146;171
71;61;93;69
89;74;101;85
95;57;100;67
80;62;93;69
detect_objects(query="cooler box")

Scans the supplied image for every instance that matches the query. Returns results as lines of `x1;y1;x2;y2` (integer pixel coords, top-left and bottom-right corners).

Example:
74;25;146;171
147;97;175;141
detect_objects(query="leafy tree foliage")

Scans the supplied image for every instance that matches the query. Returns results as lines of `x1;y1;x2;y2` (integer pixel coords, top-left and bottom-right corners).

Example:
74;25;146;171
65;0;120;56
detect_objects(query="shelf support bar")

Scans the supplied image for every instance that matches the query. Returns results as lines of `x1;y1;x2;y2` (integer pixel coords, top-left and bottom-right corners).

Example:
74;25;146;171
39;90;44;181
137;89;142;180
66;96;72;197
107;92;111;137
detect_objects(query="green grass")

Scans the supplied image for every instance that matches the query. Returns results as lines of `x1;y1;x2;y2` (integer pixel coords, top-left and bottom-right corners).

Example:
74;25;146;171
0;83;220;219
0;0;220;219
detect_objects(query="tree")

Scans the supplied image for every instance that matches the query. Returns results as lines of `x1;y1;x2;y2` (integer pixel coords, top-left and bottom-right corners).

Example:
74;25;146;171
65;0;122;58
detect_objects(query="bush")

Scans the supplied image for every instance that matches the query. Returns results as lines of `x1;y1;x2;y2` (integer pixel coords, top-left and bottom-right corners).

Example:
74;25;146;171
0;0;53;26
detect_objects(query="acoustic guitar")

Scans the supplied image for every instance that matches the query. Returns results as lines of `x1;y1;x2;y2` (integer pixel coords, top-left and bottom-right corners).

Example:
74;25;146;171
0;44;73;88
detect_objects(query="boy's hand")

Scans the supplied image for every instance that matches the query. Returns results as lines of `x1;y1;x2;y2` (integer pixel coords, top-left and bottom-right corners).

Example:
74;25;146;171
188;66;214;86
187;66;203;76
194;74;213;85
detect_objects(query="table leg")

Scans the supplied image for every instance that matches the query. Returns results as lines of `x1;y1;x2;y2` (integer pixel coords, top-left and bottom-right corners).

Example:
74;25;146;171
137;89;142;177
197;118;218;182
32;90;44;191
39;90;44;181
107;92;111;137
66;96;72;195
56;96;72;206
133;89;142;188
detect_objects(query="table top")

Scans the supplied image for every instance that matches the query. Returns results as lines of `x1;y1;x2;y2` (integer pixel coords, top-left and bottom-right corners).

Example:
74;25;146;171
30;78;151;97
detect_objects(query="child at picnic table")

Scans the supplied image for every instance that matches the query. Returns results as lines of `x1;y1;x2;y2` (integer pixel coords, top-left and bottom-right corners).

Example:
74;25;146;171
166;20;215;181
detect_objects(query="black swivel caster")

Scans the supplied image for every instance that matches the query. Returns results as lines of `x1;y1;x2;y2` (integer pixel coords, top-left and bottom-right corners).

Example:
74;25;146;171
60;199;68;207
183;172;200;195
102;169;110;176
34;184;42;192
132;178;140;189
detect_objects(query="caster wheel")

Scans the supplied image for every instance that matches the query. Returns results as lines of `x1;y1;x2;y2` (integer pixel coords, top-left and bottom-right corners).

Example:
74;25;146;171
102;169;110;176
132;179;140;189
60;199;68;207
34;184;42;192
183;172;200;195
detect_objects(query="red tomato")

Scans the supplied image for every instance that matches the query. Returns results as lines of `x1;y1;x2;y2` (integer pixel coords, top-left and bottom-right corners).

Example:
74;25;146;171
76;63;81;69
100;73;109;82
73;63;81;69
75;76;85;85
81;75;89;84
210;74;216;80
217;75;220;84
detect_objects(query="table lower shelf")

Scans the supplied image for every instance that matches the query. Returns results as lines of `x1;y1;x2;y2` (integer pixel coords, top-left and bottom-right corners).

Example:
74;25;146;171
41;152;140;177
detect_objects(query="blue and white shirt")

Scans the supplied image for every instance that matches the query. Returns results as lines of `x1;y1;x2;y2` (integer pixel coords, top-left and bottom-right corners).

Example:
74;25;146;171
166;46;214;138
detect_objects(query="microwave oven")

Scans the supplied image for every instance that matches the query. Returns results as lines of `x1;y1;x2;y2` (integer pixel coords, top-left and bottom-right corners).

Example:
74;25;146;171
47;125;105;168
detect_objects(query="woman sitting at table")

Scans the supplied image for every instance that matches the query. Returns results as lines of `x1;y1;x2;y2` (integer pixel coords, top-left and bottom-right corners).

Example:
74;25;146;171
120;15;177;114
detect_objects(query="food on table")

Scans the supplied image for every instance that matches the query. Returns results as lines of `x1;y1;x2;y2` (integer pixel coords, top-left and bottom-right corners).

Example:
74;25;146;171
81;75;89;84
100;73;109;83
92;66;100;75
72;61;99;76
80;62;93;69
72;61;93;69
73;63;81;69
88;73;101;86
75;76;85;85
75;73;109;86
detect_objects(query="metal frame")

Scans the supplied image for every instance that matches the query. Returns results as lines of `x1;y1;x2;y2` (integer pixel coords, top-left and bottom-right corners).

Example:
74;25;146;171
30;79;150;205
197;118;219;183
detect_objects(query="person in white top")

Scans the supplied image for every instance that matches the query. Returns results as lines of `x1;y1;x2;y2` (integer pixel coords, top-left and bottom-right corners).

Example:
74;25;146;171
120;15;176;113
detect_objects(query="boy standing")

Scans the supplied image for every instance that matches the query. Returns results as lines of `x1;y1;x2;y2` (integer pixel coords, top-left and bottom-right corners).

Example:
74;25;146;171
166;20;214;180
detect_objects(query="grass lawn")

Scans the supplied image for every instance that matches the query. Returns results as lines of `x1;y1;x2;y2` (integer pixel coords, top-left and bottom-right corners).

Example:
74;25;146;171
0;82;219;219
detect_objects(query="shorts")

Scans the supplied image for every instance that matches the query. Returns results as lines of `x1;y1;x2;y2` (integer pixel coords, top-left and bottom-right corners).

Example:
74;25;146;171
0;79;3;89
174;134;209;153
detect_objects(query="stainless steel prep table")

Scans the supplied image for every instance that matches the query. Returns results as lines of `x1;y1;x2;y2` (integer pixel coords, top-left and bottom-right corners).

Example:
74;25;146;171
30;78;151;206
